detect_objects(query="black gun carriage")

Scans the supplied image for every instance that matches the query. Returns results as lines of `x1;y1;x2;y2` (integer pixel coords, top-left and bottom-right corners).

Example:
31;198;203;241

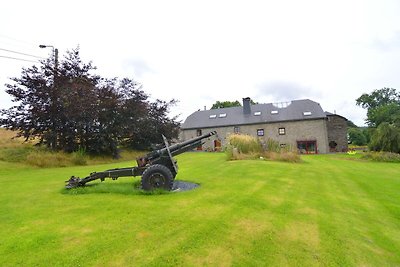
65;131;216;191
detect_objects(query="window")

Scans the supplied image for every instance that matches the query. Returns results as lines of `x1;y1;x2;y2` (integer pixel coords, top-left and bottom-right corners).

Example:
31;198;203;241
271;110;278;114
278;127;285;135
254;111;261;116
257;129;264;136
234;126;240;134
209;114;217;119
297;140;317;154
303;111;312;116
219;113;227;118
196;129;202;136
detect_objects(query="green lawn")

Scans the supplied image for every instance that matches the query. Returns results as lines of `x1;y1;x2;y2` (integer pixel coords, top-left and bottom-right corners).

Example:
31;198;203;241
1;153;400;266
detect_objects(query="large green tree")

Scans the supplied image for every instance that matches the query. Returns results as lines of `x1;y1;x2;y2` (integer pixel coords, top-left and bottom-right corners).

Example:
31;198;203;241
356;88;400;152
356;87;400;127
1;48;179;155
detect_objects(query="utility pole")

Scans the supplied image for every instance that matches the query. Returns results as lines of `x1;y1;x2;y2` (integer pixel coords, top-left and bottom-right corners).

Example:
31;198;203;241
39;44;59;150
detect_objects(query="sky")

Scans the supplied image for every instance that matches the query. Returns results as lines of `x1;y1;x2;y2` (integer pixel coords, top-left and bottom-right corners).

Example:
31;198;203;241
1;0;400;126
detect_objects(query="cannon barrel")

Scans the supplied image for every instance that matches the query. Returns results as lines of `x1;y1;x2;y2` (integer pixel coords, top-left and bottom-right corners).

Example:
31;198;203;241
137;131;216;166
162;131;216;153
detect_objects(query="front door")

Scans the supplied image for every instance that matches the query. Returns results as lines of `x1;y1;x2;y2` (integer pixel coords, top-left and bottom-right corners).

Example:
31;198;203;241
214;139;222;151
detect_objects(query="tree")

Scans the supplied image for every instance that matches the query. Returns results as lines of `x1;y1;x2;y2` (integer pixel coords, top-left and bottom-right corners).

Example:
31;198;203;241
211;100;241;109
356;87;400;153
369;122;400;153
210;99;258;109
348;127;367;146
356;87;400;127
1;47;180;155
347;120;358;128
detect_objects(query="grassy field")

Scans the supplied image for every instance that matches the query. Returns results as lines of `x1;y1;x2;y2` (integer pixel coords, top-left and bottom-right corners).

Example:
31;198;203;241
1;152;400;266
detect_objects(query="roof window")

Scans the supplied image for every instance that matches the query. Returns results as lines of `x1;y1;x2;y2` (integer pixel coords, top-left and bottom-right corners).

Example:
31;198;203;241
219;113;227;118
303;111;312;116
209;114;217;119
254;111;261;116
271;110;278;114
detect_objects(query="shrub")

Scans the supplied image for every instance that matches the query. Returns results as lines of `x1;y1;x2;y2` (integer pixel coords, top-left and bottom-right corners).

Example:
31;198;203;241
72;148;87;166
226;134;262;160
227;134;262;154
0;147;33;162
26;150;70;167
361;151;400;163
226;134;301;163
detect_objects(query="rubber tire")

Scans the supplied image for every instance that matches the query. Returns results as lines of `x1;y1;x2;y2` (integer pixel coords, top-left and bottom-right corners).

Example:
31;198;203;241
141;164;174;191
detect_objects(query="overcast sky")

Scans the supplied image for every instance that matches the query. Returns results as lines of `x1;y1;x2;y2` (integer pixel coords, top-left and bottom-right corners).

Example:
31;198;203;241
1;0;400;126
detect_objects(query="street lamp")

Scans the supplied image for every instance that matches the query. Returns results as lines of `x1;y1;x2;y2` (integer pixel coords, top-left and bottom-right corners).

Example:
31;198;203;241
39;44;59;150
39;44;58;70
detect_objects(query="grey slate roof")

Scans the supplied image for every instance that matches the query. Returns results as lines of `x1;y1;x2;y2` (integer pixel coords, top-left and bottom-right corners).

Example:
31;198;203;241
182;99;327;130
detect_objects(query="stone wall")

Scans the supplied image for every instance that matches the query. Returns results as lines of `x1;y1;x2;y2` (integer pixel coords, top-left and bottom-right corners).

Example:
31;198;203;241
326;115;348;152
181;118;330;153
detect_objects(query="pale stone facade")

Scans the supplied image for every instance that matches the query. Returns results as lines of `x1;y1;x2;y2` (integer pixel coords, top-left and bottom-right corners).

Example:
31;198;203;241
180;118;330;153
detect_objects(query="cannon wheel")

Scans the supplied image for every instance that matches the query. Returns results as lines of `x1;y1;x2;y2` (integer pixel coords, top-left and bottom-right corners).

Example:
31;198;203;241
141;164;173;191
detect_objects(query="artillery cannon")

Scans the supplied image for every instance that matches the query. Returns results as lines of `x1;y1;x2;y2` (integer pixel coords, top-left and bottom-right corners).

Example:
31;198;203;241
65;131;216;191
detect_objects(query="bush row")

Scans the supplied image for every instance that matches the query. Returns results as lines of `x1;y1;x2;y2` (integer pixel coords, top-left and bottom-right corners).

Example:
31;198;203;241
361;151;400;163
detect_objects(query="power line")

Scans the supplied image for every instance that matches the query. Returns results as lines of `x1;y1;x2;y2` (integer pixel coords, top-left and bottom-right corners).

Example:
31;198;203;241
0;55;38;63
0;34;37;47
0;48;45;59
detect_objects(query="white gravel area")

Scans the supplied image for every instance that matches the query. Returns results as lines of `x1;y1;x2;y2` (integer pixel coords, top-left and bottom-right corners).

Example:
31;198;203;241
172;180;199;192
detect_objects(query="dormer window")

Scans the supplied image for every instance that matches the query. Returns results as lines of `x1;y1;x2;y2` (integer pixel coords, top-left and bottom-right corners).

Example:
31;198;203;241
254;111;261;116
219;113;227;118
303;111;312;116
271;110;278;114
209;114;217;119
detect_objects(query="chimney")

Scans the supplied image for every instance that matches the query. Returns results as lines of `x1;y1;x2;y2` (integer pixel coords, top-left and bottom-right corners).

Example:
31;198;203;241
242;97;251;115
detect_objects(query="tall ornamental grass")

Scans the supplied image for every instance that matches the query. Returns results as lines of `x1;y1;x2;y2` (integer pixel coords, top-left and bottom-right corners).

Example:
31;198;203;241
226;134;301;163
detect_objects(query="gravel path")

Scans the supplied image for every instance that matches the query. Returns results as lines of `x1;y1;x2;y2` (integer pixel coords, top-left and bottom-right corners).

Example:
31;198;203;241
172;180;199;192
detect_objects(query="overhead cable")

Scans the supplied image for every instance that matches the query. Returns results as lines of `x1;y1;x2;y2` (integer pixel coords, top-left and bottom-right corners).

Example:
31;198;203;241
0;55;38;63
0;48;45;59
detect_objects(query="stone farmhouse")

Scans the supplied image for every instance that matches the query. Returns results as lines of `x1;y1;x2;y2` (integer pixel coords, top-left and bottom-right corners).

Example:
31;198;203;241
180;97;348;154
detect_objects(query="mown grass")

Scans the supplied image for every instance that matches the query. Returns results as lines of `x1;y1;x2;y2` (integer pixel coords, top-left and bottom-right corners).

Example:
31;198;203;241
1;153;400;266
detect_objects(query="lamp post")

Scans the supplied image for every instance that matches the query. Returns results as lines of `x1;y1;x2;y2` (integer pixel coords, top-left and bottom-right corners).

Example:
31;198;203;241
39;44;58;70
39;44;59;150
